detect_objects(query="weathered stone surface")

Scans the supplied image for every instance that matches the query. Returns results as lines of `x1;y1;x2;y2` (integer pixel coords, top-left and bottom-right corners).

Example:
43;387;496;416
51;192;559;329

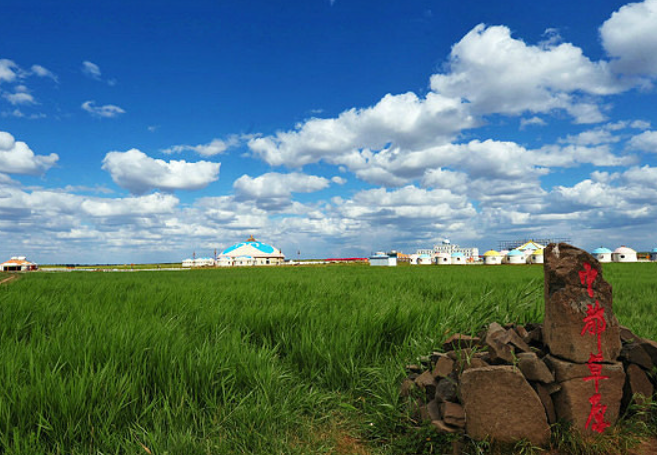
545;355;624;383
552;364;625;432
620;326;640;343
461;365;550;446
443;334;481;351
415;370;437;401
543;243;622;363
524;326;543;345
441;402;465;428
620;343;654;371
623;364;654;408
485;323;515;364
504;329;533;353
435;376;459;403
432;356;455;379
637;338;657;365
431;419;462;434
406;364;422;374
517;352;555;383
447;349;472;361
420;399;442;422
515;325;529;339
462;357;489;372
400;378;415;398
534;383;557;424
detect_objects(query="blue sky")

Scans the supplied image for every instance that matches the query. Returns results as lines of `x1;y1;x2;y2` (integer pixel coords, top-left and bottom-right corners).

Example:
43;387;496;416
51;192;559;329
1;0;657;263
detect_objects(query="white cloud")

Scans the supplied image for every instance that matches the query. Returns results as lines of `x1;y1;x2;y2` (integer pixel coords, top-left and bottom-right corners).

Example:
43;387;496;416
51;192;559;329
102;148;221;194
0;131;58;175
81;193;179;217
600;0;657;76
430;24;623;123
30;64;58;82
233;172;330;209
0;59;18;83
520;116;547;128
331;176;346;185
82;61;102;80
630;120;651;130
628;130;657;152
162;137;239;156
81;100;126;118
3;89;36;105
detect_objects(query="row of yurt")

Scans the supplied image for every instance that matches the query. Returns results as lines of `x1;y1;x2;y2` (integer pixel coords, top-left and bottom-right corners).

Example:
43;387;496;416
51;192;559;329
182;257;216;268
482;249;544;265
1;256;38;271
592;246;638;263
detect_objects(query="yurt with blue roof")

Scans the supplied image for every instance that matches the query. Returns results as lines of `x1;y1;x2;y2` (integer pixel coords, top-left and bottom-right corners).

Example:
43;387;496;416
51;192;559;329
451;251;465;265
651;248;657;262
220;236;285;266
592;247;612;263
505;249;525;264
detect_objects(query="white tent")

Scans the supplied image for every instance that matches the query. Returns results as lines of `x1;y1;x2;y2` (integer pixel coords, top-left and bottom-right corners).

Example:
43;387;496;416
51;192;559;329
612;246;637;263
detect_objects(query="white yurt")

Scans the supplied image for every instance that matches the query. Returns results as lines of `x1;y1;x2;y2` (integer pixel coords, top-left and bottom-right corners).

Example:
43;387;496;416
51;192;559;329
216;256;233;267
592;247;612;263
451;252;466;265
651;248;657;262
506;249;526;264
612;246;637;263
234;255;255;266
530;249;544;264
417;254;432;265
483;250;502;265
409;254;420;265
435;252;451;265
0;256;38;271
220;236;285;266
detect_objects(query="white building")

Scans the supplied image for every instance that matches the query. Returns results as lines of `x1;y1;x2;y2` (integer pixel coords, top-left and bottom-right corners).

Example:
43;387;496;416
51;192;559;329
435;252;451;265
182;258;195;268
505;249;526;264
612;246;637;263
483;250;503;265
530;249;544;264
592;247;612;263
516;241;546;256
234;255;255;266
1;256;38;272
219;236;285;266
451;252;466;265
651;248;657;262
430;239;479;261
216;256;233;267
369;252;396;266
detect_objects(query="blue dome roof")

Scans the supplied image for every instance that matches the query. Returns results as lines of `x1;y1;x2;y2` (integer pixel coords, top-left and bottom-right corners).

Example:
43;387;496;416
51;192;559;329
419;254;431;258
592;247;612;254
451;252;465;257
222;241;275;255
507;249;524;256
652;248;657;253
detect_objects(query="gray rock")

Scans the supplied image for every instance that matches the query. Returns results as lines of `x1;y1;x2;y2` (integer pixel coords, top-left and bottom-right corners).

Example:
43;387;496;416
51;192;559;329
435;376;459;403
460;365;550;446
543;243;622;364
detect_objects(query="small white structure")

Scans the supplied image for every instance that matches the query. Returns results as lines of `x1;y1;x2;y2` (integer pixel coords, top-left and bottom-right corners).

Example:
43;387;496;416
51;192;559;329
216;256;233;267
451;252;466;265
234;255;255;266
530;249;544;264
369;252;396;266
592;247;612;263
517;241;546;256
612;246;637;263
194;257;216;267
1;256;38;272
506;249;526;264
435;252;451;265
651;248;657;262
483;250;502;265
416;254;432;265
182;258;195;268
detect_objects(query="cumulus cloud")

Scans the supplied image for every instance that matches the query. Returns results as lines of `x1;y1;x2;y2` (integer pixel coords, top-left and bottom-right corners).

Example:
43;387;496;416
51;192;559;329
162;137;239;156
234;172;330;209
0;131;58;175
81;100;125;118
628;130;657;152
3;85;36;105
82;61;102;80
331;176;347;185
600;0;657;76
430;24;623;123
0;59;18;83
102;148;220;194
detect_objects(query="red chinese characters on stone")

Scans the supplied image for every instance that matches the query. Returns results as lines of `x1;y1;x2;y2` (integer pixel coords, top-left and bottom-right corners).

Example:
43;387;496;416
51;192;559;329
579;262;610;433
579;262;598;298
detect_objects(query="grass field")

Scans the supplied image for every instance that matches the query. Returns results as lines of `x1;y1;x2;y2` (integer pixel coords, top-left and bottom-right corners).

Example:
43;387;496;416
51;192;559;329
0;263;655;454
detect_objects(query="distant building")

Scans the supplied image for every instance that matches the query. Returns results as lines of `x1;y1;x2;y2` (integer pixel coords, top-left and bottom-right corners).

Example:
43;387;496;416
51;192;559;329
651;248;657;262
530;249;544;264
592;247;612;263
483;250;503;265
369;252;397;266
435;252;451;265
451;252;466;265
431;239;479;260
612;246;637;263
219;236;285;266
505;249;526;265
1;256;38;272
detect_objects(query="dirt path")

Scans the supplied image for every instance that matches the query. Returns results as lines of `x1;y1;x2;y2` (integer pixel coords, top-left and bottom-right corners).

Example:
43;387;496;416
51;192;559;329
0;274;19;285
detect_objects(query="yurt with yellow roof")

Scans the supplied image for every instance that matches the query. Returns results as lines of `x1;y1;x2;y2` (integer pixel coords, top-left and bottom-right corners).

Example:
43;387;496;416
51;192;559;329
483;250;502;265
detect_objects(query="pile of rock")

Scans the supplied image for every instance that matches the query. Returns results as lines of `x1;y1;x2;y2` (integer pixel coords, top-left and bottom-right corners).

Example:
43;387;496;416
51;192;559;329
401;243;657;447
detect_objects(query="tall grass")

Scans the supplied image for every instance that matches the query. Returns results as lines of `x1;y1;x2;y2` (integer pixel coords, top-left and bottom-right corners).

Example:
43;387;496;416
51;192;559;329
0;263;654;454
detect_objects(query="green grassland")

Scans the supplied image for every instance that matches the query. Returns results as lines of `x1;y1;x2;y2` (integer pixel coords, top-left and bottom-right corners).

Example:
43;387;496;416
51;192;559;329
0;263;655;454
